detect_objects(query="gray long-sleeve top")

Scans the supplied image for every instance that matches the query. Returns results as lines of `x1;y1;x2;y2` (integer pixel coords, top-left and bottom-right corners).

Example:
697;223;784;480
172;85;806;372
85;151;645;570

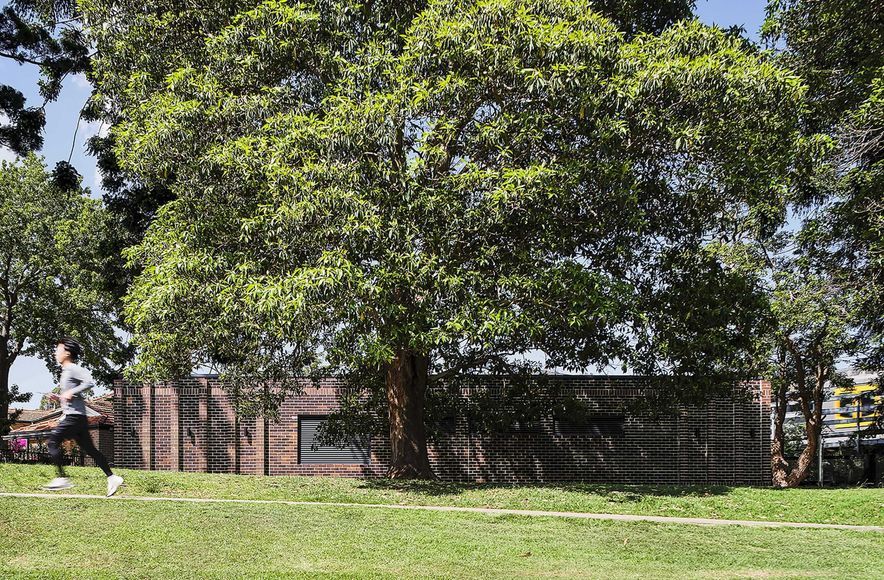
59;363;93;416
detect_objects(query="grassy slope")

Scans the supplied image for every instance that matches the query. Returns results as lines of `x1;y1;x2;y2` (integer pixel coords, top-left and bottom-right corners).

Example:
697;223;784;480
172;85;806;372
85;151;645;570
1;463;883;526
1;496;882;579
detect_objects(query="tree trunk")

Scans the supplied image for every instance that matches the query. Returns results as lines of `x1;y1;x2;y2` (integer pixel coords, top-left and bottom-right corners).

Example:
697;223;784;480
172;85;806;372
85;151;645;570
384;349;434;479
0;352;10;435
771;385;823;488
772;417;821;488
771;383;790;486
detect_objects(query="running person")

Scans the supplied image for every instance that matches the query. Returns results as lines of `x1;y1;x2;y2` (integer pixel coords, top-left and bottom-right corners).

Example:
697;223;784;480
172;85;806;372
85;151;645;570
43;337;124;497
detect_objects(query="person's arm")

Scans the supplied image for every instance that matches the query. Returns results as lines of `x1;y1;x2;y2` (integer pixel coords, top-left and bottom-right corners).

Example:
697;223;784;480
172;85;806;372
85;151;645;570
59;368;94;401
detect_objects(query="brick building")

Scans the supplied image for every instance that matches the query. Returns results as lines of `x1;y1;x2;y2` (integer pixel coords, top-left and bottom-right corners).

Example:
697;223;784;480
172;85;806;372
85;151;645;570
113;375;772;485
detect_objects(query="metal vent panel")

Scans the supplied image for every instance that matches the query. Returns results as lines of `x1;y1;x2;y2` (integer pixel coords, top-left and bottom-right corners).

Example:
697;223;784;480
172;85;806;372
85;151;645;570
298;417;371;464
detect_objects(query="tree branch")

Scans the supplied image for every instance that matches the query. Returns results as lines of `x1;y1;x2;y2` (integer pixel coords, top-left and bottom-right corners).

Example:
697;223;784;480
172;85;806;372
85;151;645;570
0;50;49;67
430;351;515;383
782;334;813;420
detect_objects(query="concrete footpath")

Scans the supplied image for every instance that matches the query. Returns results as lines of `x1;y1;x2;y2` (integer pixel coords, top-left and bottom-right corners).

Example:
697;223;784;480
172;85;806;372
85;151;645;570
1;492;881;532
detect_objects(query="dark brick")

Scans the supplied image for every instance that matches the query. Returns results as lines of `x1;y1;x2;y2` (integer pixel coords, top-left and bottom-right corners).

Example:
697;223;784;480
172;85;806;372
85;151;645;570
113;376;771;485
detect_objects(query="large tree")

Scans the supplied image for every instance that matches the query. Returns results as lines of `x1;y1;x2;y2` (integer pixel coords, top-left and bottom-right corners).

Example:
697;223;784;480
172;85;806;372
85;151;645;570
85;0;806;477
0;154;126;432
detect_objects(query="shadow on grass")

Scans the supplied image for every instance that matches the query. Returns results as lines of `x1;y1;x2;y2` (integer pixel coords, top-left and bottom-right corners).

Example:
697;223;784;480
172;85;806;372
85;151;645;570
357;478;734;499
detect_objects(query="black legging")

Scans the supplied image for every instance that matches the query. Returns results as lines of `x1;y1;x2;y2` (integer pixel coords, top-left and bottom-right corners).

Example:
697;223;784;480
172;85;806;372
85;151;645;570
48;414;113;477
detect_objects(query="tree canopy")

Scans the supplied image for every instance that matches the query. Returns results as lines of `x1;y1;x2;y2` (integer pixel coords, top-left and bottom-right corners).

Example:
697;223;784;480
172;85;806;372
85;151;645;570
0;0;89;154
0;0;172;306
0;154;127;431
764;0;882;371
81;0;809;476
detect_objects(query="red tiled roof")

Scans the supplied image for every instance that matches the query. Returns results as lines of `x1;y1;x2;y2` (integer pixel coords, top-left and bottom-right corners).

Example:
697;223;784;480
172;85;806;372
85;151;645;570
8;408;54;423
9;413;110;438
5;396;114;439
12;411;63;435
87;394;114;423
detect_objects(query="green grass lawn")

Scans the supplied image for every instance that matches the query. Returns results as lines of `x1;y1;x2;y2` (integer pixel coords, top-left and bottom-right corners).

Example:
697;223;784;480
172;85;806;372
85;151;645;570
1;465;882;578
2;496;883;579
2;463;883;526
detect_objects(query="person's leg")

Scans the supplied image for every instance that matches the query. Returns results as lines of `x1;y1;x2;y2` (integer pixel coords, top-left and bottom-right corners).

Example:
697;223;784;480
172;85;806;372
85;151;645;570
70;416;123;496
44;418;78;489
47;419;76;478
72;419;113;477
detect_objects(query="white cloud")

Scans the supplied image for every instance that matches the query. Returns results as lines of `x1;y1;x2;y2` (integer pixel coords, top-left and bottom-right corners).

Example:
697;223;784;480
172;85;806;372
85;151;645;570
92;162;104;193
72;73;92;90
82;120;109;140
0;146;18;164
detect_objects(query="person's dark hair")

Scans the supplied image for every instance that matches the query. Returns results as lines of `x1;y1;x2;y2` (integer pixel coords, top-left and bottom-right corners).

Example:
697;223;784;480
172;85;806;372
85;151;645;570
57;337;83;362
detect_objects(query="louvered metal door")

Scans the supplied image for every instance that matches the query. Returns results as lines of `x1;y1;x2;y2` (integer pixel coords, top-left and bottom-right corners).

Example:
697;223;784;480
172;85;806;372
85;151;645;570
298;417;371;464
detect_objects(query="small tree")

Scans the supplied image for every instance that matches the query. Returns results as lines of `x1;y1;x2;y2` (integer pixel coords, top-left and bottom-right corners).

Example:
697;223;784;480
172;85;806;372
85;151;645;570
714;219;871;488
759;0;883;485
0;154;127;433
39;385;61;410
768;245;860;487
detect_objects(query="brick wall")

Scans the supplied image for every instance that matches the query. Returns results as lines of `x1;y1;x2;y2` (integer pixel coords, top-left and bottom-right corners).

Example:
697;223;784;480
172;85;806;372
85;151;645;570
114;375;771;485
78;426;115;468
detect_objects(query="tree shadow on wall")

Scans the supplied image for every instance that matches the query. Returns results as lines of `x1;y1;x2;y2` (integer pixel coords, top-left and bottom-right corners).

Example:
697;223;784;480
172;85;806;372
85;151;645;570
359;416;736;499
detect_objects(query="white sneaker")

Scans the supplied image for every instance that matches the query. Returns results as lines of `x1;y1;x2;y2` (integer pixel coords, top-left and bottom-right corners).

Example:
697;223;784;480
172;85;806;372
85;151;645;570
106;474;124;497
43;477;73;491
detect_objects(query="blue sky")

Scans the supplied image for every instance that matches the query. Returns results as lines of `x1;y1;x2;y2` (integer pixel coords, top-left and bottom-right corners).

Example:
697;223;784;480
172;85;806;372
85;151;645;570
694;0;769;40
1;0;770;407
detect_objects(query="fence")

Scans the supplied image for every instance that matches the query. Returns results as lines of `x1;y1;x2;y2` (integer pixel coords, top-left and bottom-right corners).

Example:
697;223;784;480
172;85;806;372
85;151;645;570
0;448;85;466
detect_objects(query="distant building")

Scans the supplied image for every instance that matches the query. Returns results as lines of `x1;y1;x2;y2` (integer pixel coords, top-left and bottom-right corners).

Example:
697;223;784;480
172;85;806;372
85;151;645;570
2;395;115;467
779;372;882;485
7;408;54;432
